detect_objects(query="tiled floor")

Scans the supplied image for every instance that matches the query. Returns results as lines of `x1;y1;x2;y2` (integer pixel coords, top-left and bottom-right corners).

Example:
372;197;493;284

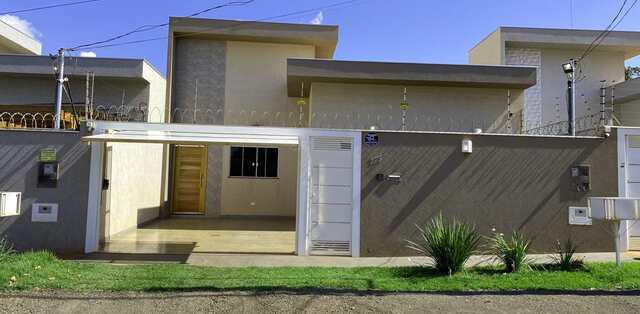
101;217;296;255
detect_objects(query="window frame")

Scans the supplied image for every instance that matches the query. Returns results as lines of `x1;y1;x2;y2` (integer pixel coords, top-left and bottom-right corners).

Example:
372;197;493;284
228;146;279;179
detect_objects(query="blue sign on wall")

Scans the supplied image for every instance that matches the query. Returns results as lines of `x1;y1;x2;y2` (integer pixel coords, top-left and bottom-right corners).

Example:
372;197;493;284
364;132;379;146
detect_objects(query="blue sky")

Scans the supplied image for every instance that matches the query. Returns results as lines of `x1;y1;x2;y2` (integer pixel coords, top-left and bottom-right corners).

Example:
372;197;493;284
3;0;640;75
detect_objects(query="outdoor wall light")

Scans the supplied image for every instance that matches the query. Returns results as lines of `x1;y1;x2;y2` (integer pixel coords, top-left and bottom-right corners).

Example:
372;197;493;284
562;61;575;79
462;138;473;154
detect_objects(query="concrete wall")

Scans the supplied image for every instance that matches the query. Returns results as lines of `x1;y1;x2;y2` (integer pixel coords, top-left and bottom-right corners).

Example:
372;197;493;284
224;41;314;127
538;49;625;126
468;30;503;65
142;63;167;123
105;142;164;237
220;145;297;216
309;82;523;133
505;47;543;130
617;99;640;126
0;129;90;253
170;38;226;124
361;131;617;257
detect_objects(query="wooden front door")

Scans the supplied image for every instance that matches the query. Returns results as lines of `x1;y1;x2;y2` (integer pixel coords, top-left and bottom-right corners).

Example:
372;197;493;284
172;145;207;214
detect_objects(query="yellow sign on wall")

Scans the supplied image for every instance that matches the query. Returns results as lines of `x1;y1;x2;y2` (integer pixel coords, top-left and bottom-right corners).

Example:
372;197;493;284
39;148;57;162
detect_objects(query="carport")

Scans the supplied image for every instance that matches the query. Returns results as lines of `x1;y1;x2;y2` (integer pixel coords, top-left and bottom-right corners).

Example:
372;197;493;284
82;121;361;257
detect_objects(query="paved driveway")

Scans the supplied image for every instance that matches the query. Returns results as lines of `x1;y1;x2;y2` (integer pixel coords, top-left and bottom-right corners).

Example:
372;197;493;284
2;291;640;313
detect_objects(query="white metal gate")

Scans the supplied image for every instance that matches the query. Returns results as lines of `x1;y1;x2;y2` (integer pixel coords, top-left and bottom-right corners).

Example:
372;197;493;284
625;135;640;237
309;136;354;256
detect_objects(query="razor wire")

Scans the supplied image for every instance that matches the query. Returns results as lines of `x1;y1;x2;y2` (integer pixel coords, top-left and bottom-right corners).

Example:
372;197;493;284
0;102;609;137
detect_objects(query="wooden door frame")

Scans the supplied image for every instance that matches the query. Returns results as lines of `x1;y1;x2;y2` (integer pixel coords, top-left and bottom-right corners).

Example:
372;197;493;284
171;144;208;215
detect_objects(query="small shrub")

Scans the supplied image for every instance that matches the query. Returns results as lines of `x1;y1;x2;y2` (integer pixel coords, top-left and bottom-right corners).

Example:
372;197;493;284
552;238;584;270
489;231;531;272
406;214;481;275
0;237;15;261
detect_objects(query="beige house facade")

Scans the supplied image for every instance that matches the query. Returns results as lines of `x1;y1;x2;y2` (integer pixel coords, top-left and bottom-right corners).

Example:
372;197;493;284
470;27;640;131
164;18;537;220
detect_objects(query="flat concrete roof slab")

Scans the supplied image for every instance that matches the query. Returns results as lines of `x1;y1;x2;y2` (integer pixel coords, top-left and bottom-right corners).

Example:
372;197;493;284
0;19;42;55
609;78;640;103
287;58;537;97
170;17;339;58
502;27;640;58
0;55;159;82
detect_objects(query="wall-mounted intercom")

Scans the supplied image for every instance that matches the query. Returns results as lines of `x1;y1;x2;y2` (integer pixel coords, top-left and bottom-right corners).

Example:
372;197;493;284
571;165;590;192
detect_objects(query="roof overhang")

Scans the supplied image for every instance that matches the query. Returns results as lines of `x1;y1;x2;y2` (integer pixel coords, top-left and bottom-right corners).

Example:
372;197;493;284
500;27;640;59
608;78;640;104
0;20;42;55
0;55;163;82
287;58;537;97
170;17;339;59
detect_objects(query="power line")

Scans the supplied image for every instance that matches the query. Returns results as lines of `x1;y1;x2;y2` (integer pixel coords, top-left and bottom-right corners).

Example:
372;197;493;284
0;17;37;40
578;0;627;61
68;0;257;51
578;0;638;61
70;0;365;52
0;0;102;15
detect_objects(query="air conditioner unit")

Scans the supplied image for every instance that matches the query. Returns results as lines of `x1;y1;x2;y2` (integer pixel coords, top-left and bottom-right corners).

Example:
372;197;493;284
0;192;21;217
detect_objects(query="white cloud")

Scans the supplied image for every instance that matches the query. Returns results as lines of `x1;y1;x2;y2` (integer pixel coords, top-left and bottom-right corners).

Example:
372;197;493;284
309;11;324;25
80;51;97;58
0;14;41;38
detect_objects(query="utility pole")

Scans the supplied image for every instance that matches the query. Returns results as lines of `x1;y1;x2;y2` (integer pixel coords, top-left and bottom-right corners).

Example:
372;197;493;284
54;48;66;129
562;59;577;136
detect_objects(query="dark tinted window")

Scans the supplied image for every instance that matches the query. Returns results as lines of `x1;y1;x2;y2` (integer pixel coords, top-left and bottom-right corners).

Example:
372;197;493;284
242;147;256;176
257;148;267;177
266;148;278;178
230;147;278;178
229;147;243;176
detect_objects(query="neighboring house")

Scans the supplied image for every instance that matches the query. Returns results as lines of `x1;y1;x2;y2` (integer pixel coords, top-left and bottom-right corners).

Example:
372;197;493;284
608;78;640;126
3;17;640;258
0;22;166;126
470;27;640;131
0;55;167;125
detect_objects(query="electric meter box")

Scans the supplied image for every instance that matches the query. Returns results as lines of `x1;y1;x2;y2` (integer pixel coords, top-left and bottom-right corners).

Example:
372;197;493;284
38;161;59;188
571;165;590;192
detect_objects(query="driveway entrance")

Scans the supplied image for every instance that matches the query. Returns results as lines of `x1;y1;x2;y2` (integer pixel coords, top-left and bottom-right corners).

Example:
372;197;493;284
82;122;362;257
101;217;295;255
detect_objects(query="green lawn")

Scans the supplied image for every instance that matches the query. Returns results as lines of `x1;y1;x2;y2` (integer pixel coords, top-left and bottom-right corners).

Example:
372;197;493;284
1;251;640;292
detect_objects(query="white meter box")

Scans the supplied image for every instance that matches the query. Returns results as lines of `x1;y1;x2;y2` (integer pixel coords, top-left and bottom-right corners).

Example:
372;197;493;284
32;203;58;222
0;192;21;217
569;206;592;225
